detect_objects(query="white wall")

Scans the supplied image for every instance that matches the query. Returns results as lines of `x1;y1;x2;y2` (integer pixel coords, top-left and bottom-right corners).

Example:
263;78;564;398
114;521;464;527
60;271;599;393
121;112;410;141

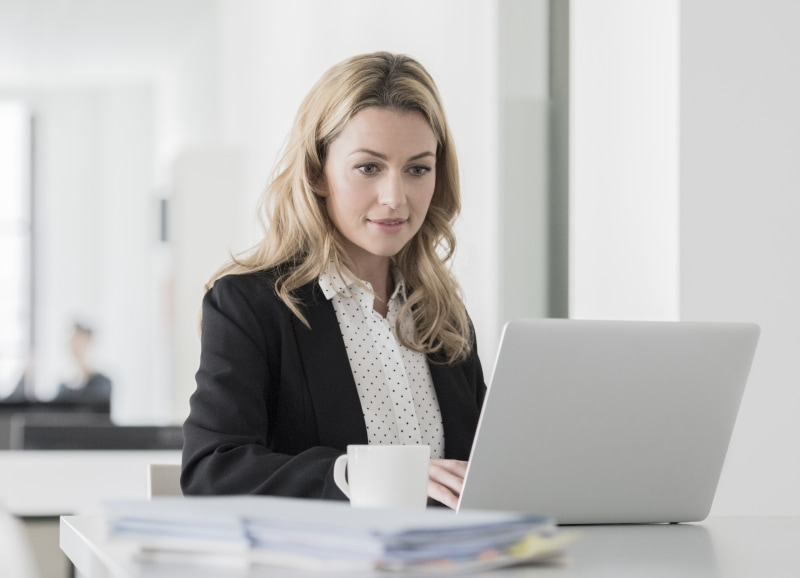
570;0;680;321
170;148;246;419
681;0;800;515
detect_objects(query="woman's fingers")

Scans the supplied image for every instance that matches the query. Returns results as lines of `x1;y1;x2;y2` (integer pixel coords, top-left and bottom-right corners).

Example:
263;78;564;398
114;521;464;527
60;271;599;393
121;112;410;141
427;459;468;509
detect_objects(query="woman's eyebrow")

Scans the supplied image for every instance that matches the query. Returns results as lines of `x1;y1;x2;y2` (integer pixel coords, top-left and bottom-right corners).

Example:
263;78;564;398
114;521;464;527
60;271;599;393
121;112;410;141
408;151;436;161
348;148;388;160
348;148;435;161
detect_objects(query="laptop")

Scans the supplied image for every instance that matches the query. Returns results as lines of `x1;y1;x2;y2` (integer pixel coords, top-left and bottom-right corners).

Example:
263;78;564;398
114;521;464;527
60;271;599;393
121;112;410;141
457;319;760;524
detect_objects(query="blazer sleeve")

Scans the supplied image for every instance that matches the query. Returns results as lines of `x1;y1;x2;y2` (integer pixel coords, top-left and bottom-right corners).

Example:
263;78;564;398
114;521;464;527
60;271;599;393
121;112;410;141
429;321;487;461
180;274;347;499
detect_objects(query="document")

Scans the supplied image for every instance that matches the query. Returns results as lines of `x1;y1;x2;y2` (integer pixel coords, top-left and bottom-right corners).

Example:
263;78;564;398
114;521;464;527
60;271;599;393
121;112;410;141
105;496;574;572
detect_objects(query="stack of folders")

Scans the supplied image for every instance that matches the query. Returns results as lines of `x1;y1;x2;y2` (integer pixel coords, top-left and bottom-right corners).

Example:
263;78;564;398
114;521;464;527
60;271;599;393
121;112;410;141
104;496;575;572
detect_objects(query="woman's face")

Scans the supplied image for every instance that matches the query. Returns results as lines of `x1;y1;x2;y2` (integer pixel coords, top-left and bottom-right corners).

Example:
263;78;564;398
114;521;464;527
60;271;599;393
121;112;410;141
321;107;437;274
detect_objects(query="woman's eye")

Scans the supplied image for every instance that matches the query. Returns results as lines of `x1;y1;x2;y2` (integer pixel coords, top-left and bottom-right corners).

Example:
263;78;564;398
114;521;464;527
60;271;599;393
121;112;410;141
357;163;378;175
409;165;431;176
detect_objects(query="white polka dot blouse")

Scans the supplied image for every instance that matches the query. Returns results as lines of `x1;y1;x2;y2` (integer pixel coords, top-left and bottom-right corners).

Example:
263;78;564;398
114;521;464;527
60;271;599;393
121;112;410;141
318;263;445;459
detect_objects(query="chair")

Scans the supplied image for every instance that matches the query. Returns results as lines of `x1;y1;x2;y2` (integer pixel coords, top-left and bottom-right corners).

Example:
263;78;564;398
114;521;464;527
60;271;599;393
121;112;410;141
147;464;183;499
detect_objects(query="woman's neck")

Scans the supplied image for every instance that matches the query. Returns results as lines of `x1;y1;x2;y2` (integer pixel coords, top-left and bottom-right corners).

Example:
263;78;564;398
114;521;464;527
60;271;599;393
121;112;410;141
349;259;393;317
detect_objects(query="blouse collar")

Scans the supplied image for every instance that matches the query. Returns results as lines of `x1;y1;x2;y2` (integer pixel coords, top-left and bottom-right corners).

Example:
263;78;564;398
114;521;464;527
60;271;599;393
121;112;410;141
318;262;406;304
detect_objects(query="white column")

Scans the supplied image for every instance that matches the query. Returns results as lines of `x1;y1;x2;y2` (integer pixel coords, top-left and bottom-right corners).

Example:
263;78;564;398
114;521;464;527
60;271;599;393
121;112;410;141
569;0;680;321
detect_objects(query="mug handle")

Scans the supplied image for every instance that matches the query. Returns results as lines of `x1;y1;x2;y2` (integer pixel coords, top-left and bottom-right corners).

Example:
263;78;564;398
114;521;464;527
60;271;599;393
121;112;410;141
333;454;351;499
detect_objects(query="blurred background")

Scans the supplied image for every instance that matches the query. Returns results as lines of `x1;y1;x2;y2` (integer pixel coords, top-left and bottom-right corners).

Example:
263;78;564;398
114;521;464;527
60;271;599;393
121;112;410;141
0;0;522;426
1;0;799;519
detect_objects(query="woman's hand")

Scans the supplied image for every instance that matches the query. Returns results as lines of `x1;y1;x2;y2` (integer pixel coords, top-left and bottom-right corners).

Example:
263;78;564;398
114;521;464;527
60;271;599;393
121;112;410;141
428;459;468;509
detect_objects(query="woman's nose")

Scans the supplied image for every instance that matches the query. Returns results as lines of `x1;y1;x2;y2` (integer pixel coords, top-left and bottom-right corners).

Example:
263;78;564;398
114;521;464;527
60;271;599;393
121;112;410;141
378;173;406;210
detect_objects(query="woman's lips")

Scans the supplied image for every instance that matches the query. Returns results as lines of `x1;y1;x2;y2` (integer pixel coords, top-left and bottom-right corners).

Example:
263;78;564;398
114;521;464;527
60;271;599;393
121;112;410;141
370;218;407;226
368;218;408;233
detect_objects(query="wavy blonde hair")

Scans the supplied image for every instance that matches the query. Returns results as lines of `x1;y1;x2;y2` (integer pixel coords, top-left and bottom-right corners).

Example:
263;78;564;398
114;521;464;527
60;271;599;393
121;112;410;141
209;52;471;363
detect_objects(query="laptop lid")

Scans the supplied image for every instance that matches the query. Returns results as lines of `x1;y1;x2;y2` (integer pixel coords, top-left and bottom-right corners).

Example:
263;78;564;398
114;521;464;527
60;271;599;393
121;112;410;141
457;319;760;524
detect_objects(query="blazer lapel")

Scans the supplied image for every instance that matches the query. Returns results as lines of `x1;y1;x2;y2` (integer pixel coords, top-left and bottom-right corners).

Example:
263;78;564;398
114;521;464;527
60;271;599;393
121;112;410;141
292;283;368;450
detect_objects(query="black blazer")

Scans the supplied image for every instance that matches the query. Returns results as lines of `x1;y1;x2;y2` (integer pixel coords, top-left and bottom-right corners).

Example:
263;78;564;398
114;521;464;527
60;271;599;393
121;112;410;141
181;269;487;500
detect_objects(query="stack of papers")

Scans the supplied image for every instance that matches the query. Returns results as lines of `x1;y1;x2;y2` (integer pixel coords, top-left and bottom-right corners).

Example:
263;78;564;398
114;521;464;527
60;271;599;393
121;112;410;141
105;496;574;572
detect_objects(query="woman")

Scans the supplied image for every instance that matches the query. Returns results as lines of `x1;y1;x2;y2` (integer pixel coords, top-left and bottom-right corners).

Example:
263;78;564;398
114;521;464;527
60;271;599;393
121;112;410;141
181;52;486;509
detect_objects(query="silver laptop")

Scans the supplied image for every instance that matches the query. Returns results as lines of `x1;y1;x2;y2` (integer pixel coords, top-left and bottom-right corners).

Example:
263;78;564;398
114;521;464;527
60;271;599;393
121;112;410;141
457;319;760;524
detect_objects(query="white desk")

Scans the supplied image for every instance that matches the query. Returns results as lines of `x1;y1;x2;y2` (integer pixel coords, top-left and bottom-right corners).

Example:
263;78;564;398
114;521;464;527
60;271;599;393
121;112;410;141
61;515;800;578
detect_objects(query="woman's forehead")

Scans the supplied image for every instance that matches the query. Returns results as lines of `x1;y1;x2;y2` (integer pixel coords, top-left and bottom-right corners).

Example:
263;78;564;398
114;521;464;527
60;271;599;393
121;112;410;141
327;107;437;159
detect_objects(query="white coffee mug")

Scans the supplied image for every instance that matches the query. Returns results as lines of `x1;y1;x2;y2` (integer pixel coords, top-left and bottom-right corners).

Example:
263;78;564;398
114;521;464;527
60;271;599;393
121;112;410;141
333;444;430;509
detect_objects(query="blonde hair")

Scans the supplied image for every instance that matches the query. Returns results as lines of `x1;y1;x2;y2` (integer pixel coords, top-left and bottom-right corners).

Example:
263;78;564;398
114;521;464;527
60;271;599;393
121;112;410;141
209;52;471;363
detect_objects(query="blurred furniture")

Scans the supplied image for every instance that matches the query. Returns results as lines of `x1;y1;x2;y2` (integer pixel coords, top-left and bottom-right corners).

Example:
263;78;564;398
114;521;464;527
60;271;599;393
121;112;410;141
147;464;183;499
1;450;182;578
0;451;182;517
0;404;180;578
0;395;110;413
7;413;183;450
0;400;110;450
